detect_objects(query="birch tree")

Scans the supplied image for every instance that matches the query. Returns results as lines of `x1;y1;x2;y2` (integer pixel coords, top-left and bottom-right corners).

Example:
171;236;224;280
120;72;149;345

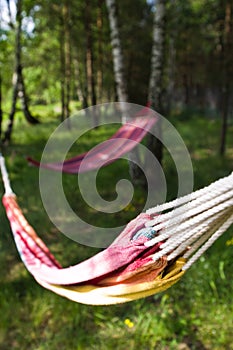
0;71;2;141
3;0;38;143
105;0;143;182
59;0;72;123
97;0;104;103
219;0;232;155
105;0;128;114
147;0;167;165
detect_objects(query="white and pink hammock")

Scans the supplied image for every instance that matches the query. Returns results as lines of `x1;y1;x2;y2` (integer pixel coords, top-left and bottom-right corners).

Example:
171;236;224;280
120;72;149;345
1;154;232;305
27;115;157;174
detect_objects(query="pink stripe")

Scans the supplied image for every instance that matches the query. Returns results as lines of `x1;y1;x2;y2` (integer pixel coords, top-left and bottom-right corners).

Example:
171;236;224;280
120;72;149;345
3;195;162;286
27;116;157;174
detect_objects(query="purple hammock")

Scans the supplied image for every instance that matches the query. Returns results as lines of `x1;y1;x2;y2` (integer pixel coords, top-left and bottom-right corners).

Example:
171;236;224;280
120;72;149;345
27;115;157;174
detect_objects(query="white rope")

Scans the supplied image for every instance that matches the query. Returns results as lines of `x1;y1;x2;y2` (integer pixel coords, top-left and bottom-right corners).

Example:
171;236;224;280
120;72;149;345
144;171;233;268
146;183;233;229
145;196;233;247
0;154;14;196
183;213;233;270
161;208;227;251
167;208;232;262
151;201;233;262
146;177;233;228
166;210;229;261
182;214;229;260
146;172;233;216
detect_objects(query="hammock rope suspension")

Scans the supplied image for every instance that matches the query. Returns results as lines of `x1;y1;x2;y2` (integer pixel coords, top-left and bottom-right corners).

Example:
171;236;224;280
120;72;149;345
0;155;14;196
144;172;233;270
1;153;232;305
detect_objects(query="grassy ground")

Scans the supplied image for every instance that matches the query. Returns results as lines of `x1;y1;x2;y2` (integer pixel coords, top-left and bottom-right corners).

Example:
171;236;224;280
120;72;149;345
0;106;233;350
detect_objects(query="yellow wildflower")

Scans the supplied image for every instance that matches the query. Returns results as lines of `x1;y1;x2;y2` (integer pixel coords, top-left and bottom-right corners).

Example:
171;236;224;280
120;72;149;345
226;238;233;246
124;318;134;328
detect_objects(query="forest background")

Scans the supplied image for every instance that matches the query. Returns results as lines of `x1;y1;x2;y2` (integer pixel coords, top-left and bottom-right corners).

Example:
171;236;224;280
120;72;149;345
0;0;232;147
0;0;233;349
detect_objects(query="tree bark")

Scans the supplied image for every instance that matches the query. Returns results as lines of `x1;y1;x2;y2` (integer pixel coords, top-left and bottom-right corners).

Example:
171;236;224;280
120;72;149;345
147;0;167;166
105;0;128;119
3;72;18;143
64;1;71;122
85;0;97;126
60;1;72;126
12;0;38;125
166;35;175;115
73;55;84;105
60;26;66;122
97;0;104;103
18;64;38;124
106;0;144;183
219;1;232;156
5;0;14;28
0;71;2;141
4;0;38;143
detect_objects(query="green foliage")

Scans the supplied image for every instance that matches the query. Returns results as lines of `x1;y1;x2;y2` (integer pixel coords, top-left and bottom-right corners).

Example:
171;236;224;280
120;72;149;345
1;0;232;153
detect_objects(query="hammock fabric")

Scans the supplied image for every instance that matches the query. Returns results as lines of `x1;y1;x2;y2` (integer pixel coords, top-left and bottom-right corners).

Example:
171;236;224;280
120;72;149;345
1;154;232;305
27;115;157;174
2;194;185;305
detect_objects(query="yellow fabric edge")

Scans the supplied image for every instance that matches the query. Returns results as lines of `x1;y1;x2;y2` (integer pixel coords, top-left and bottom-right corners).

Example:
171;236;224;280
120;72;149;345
35;258;186;305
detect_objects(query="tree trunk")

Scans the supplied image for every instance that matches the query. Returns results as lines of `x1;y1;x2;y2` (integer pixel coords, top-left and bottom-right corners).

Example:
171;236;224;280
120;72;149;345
82;55;89;109
97;0;104;103
166;35;175;115
3;72;18;143
73;55;84;105
60;29;66;122
13;0;38;125
219;1;232;156
105;0;128;117
147;0;167;166
18;64;38;124
4;0;38;143
85;0;98;125
64;1;71;122
5;0;14;27
220;82;229;156
106;0;143;183
0;71;2;141
60;1;72;126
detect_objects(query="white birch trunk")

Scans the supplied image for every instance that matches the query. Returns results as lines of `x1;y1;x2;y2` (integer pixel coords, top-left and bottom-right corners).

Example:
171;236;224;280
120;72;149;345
105;0;128;122
148;0;166;108
147;0;166;165
4;0;38;142
106;0;143;182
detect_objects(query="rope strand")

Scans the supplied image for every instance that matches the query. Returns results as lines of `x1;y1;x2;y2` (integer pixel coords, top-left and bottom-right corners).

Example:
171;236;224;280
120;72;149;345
146;172;233;216
0;154;14;196
183;213;233;270
146;179;233;228
144;171;233;268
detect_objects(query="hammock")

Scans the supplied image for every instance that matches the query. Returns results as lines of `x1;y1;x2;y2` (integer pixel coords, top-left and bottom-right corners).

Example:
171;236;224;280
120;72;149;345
27;115;157;174
1;154;233;305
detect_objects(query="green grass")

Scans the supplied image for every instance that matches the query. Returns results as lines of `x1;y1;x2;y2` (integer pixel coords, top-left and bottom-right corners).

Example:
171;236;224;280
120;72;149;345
0;106;233;350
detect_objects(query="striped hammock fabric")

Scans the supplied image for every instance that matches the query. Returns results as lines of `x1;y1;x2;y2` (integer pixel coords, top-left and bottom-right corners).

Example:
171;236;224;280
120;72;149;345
2;193;185;305
27;116;157;174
